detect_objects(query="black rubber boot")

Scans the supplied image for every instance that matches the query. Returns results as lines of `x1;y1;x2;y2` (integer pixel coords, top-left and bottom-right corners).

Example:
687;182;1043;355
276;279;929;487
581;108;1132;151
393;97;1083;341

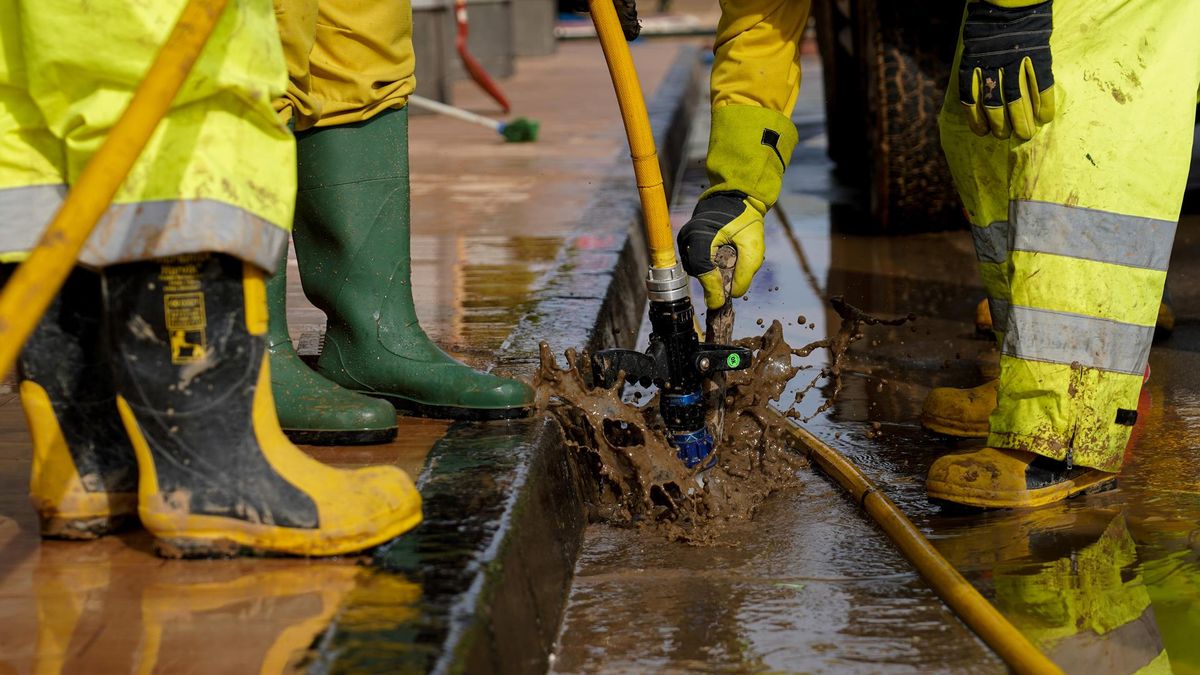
105;254;421;557
13;267;137;538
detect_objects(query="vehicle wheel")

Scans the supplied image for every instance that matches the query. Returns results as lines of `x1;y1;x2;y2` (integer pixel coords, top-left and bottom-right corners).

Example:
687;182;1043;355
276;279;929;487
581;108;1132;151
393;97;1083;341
859;0;962;231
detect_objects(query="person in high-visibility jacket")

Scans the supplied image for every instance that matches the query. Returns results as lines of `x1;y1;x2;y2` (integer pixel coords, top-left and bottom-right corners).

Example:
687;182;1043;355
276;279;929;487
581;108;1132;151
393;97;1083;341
265;0;534;446
676;0;811;310
924;0;1200;507
0;0;420;555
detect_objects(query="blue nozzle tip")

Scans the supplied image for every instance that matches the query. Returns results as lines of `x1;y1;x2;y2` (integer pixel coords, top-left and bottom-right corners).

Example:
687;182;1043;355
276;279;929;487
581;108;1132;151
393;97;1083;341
672;427;715;469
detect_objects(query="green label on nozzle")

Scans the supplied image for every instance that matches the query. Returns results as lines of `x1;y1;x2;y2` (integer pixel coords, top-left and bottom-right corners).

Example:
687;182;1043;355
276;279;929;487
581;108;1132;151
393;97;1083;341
726;353;741;369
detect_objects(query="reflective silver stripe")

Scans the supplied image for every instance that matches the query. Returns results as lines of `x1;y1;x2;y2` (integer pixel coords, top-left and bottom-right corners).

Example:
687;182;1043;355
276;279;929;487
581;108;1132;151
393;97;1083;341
81;198;287;271
0;193;286;270
988;296;1011;331
1003;305;1152;376
1011;200;1176;271
972;220;1009;264
0;184;68;251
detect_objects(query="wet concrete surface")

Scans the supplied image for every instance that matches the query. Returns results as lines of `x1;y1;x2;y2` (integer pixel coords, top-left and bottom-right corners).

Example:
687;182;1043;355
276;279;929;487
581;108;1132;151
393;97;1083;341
554;55;1200;673
0;39;694;673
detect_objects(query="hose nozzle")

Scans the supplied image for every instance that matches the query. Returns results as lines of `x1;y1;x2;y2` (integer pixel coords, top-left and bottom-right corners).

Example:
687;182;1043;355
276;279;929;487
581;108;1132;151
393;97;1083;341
592;281;750;468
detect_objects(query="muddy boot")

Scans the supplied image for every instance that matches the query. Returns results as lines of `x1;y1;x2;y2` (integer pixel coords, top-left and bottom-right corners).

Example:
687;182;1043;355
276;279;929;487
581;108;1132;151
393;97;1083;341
974;298;993;334
266;251;398;445
14;268;138;539
105;254;422;557
293;107;532;420
920;379;997;438
926;447;1116;509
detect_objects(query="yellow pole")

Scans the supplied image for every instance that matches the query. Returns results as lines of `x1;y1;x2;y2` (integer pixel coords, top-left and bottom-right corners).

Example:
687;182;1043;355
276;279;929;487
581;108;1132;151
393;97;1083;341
788;423;1064;674
587;0;677;270
0;0;229;377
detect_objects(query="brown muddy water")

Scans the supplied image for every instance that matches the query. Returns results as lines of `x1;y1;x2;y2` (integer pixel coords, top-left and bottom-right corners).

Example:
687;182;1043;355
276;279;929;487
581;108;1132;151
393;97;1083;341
534;300;911;545
549;73;1200;672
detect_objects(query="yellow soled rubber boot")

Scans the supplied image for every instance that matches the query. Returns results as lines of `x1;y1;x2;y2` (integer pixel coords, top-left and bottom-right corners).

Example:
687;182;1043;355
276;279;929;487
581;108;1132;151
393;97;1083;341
16;268;138;538
926;447;1117;509
919;379;997;438
974;298;993;334
104;254;422;557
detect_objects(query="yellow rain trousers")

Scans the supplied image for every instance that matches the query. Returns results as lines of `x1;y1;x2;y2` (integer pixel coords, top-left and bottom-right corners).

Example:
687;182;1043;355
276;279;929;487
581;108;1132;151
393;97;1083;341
702;0;811;211
272;0;414;130
940;0;1200;472
0;0;294;271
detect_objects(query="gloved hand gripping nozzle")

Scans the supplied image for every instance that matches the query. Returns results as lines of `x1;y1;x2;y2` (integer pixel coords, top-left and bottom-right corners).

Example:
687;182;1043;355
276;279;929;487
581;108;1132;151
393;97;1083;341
591;263;751;468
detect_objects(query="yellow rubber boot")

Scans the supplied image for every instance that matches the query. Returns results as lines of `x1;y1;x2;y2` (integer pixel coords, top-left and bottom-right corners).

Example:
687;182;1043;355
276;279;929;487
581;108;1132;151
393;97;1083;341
105;254;422;557
926;447;1116;509
14;269;138;539
974;298;993;334
920;379;997;438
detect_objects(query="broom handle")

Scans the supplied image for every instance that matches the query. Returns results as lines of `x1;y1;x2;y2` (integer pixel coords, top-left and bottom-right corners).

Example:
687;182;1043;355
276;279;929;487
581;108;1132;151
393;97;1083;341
408;94;503;133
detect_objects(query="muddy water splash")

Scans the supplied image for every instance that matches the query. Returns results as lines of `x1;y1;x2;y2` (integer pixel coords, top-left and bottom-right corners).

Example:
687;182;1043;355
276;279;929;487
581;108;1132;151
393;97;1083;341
534;296;915;543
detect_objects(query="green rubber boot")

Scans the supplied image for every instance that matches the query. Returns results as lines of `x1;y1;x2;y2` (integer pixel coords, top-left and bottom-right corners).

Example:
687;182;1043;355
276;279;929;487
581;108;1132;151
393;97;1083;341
266;250;398;444
293;107;533;420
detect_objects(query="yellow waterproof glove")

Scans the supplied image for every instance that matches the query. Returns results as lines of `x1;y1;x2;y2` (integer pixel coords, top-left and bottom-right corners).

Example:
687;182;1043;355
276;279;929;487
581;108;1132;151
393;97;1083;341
959;0;1056;141
678;192;765;309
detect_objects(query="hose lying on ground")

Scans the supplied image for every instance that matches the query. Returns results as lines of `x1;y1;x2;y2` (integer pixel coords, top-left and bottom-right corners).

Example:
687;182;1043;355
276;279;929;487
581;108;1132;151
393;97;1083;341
0;0;230;377
787;423;1064;675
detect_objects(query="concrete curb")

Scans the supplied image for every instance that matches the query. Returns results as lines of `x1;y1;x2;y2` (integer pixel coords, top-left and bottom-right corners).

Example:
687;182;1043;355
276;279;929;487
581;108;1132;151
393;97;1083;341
306;45;703;675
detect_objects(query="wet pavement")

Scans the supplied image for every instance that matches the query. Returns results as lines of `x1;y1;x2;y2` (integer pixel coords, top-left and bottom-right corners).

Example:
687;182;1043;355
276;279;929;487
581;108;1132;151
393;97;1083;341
2;34;1197;673
553;54;1200;673
0;39;690;673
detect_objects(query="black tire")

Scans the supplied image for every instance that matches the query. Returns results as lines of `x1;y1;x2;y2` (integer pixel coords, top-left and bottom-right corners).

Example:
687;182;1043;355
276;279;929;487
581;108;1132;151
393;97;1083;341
815;0;964;232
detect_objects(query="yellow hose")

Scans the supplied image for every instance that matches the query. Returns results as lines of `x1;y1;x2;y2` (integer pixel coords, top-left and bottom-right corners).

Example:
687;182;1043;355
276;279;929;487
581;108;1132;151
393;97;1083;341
587;0;677;271
0;0;229;377
787;423;1064;674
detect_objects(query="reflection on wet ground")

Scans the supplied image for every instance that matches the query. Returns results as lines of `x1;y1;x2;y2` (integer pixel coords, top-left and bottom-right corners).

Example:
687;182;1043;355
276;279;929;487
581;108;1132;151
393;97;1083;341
554;57;1200;673
0;530;367;672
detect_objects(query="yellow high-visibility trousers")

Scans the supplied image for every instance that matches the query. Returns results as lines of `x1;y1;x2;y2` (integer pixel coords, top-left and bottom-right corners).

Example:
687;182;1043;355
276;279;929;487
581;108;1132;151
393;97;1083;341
940;0;1200;471
702;0;811;211
0;0;294;270
273;0;415;130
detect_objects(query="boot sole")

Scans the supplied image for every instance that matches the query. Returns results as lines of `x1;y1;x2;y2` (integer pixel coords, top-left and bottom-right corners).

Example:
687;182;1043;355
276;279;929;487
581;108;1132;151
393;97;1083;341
927;472;1117;510
151;508;424;559
365;392;532;421
920;415;989;439
39;513;138;540
283;426;398;446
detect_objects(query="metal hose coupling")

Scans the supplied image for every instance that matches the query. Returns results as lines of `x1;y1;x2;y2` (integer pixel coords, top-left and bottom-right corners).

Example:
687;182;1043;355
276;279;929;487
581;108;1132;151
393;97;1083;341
645;263;689;303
